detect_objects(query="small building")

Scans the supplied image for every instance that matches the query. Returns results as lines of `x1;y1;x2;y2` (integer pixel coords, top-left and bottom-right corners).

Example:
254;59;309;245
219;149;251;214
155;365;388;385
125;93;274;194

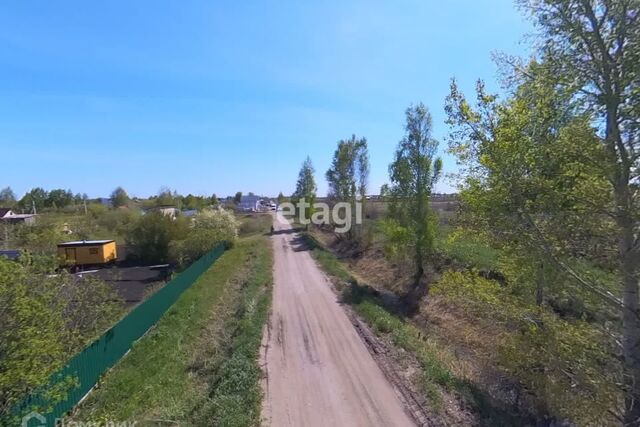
0;208;36;225
237;195;264;211
57;240;117;267
143;205;179;219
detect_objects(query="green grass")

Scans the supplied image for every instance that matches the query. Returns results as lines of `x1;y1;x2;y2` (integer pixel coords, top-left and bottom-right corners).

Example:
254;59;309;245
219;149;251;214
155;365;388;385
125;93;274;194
353;298;454;410
72;235;273;426
434;227;500;271
191;235;273;426
238;213;272;237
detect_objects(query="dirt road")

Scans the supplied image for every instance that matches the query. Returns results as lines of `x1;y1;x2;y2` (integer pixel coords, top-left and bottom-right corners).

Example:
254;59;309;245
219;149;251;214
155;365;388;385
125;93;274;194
260;212;415;427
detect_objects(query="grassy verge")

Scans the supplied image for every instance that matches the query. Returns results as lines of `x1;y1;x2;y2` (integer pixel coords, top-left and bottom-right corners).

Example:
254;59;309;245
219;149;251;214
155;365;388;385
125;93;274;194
71;235;273;426
299;233;453;405
304;227;622;425
237;213;272;237
300;232;539;425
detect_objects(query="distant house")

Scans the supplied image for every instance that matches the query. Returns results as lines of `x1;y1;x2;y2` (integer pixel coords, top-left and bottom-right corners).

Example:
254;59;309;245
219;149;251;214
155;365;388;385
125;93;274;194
0;208;36;225
157;206;179;218
144;205;180;219
237;195;263;211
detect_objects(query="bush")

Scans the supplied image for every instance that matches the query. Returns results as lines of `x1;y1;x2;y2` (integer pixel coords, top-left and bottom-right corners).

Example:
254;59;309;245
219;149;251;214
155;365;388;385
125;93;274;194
433;270;621;424
0;257;122;418
126;212;190;264
170;209;238;267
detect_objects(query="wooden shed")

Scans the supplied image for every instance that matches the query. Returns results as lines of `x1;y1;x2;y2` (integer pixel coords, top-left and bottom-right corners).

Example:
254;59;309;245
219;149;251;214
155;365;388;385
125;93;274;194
57;240;117;266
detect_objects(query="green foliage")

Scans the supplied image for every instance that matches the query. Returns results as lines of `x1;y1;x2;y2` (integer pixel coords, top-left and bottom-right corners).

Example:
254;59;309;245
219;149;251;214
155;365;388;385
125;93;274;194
93;208;139;239
385;103;442;286
445;61;616;302
0;187;16;208
325;135;369;238
0;257;122;418
326;134;369;201
109;187;129;208
292;156;317;225
170;209;239;267
155;186;181;208
18;188;47;212
435;227;500;271
8;219;67;255
45;189;74;209
433;270;621;425
234;191;243;204
127;212;189;264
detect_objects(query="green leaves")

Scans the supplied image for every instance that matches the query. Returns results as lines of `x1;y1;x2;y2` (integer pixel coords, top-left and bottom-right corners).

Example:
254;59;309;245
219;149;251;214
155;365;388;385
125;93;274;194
326;135;369;202
0;257;122;417
385;103;442;281
293;156;317;225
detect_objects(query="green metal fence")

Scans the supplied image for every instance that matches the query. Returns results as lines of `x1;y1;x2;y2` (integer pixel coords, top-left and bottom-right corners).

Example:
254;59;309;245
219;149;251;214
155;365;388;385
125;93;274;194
14;244;226;427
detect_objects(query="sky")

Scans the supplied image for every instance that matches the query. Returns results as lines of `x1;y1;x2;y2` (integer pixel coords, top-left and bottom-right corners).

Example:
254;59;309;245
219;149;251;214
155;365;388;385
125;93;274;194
0;1;533;199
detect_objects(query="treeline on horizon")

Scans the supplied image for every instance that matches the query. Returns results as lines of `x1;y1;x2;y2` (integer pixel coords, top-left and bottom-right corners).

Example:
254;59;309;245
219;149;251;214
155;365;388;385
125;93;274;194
0;186;224;212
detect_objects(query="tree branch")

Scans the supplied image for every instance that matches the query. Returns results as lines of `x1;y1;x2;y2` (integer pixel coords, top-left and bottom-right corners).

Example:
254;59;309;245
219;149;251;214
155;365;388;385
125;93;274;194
522;211;624;308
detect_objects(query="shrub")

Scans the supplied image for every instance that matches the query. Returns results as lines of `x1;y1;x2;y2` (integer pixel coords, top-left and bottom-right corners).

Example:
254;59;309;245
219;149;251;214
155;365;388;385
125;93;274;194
170;209;238;267
0;257;122;418
433;270;621;424
126;212;190;264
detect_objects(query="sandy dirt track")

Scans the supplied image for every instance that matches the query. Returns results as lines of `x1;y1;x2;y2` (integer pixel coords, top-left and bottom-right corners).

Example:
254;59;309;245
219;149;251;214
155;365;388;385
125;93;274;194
260;212;415;427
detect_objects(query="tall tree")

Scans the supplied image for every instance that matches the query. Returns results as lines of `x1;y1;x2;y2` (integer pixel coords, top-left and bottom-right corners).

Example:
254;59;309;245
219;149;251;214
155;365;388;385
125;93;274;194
325;135;369;237
385;103;442;309
448;0;640;421
19;188;47;213
514;2;640;423
0;187;16;208
234;192;243;204
110;186;129;208
45;189;74;209
293;156;317;227
156;187;181;208
210;193;219;206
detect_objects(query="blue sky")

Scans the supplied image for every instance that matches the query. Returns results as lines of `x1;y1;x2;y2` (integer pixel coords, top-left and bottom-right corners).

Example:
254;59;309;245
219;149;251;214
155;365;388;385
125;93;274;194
0;1;532;199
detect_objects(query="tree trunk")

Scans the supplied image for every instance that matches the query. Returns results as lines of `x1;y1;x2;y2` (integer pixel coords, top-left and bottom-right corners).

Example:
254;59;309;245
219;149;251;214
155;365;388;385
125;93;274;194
404;263;427;315
621;224;640;426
